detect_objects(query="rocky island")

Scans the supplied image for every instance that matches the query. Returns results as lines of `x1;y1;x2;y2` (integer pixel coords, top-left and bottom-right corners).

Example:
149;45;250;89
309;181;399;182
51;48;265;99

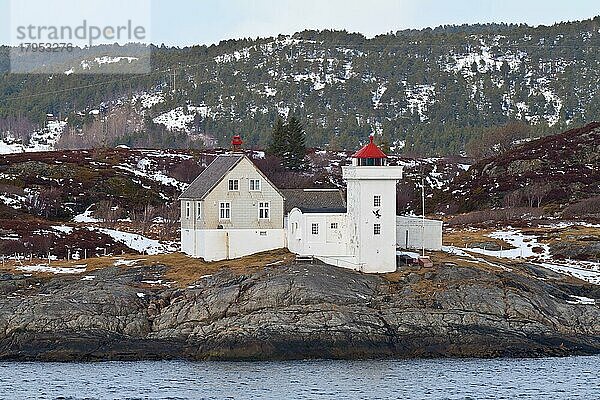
1;250;599;361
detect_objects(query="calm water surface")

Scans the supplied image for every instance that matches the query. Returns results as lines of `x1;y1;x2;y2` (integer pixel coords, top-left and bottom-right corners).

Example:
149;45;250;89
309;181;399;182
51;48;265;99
0;356;599;399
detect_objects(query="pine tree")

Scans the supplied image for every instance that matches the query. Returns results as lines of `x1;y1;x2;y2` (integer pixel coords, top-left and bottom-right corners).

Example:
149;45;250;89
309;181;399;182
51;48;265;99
283;116;307;171
267;117;286;158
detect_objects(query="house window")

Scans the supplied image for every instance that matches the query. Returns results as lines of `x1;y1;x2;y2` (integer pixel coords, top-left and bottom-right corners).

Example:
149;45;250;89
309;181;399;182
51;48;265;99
228;179;239;191
250;179;261;191
374;223;381;235
185;202;191;219
259;202;270;219
374;195;381;207
311;223;319;235
219;202;231;220
291;222;297;234
330;222;338;229
196;202;202;220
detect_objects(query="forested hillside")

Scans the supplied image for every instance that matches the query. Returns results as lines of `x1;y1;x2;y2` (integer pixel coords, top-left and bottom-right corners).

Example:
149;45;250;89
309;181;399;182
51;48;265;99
1;17;600;155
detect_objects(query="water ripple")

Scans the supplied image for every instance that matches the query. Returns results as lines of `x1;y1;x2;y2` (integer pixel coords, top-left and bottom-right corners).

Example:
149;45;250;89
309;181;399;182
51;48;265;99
0;357;598;399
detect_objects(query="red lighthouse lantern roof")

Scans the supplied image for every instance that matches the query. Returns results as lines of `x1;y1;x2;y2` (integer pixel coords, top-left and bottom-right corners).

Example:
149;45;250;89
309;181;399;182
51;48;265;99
352;136;387;159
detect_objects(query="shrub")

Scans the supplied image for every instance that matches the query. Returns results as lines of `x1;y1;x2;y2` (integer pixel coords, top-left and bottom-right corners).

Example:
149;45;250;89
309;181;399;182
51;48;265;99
563;196;600;218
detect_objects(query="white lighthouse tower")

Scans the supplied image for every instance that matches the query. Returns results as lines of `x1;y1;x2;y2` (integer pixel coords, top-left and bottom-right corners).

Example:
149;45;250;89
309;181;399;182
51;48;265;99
342;136;404;273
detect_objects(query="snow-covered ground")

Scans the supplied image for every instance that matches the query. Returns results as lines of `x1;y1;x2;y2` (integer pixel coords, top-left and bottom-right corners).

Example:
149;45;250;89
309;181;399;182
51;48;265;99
17;264;87;275
114;159;188;191
87;227;178;255
73;206;101;223
132;92;165;109
153;106;212;132
0;121;66;155
445;227;600;285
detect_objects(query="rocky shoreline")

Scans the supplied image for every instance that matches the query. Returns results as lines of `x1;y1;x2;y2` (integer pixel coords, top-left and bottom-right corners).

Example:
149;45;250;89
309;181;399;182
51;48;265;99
0;260;599;361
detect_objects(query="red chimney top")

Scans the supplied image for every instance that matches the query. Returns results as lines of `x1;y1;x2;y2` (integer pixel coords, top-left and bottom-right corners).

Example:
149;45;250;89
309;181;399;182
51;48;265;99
232;135;243;152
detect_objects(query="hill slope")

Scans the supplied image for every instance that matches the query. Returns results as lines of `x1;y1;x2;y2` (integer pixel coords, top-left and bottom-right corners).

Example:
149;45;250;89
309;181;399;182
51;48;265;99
2;17;600;154
435;122;600;215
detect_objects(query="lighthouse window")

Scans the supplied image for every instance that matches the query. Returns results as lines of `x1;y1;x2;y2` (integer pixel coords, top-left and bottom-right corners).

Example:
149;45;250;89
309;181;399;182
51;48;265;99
330;223;338;229
228;179;239;191
374;195;381;207
250;179;261;191
219;202;231;220
311;223;319;235
259;202;270;219
374;224;381;235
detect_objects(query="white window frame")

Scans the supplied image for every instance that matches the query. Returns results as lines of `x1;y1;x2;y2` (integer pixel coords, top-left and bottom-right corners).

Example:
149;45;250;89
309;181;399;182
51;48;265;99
249;179;261;192
374;223;381;235
219;202;231;220
196;202;202;220
258;202;270;220
228;179;239;191
311;223;319;235
185;202;191;219
374;195;381;207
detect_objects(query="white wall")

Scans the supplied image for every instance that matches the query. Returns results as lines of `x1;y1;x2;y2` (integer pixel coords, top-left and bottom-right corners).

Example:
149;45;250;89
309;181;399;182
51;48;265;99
287;209;349;257
226;229;286;260
396;216;443;251
181;229;195;256
181;228;286;261
202;158;284;229
343;165;403;274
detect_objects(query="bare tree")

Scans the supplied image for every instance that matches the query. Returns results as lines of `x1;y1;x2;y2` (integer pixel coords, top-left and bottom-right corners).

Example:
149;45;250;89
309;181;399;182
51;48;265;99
503;189;523;209
132;203;156;235
169;159;204;184
532;182;551;208
96;201;123;227
0;116;35;145
156;203;180;240
466;121;532;159
25;188;63;219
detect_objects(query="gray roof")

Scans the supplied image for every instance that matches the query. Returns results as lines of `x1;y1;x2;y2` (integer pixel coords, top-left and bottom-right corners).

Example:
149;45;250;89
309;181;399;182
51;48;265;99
282;189;347;214
179;154;244;200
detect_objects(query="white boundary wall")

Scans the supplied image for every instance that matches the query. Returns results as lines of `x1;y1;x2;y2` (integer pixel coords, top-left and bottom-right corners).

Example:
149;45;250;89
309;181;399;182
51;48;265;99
396;216;443;251
181;229;286;261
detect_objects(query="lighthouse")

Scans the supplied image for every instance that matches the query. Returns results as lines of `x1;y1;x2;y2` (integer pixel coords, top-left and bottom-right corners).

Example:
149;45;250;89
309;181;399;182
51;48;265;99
342;136;404;273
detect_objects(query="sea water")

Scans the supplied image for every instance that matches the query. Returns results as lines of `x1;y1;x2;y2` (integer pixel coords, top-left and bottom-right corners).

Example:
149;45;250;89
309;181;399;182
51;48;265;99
0;356;599;399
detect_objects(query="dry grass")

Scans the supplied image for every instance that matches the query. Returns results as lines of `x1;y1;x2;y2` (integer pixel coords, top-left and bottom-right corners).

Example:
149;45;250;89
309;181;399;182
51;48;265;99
443;229;515;249
0;249;295;287
518;225;600;249
157;249;294;287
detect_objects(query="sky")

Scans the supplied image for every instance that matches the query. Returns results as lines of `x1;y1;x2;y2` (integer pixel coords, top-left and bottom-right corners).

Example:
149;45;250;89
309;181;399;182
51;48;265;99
1;0;600;46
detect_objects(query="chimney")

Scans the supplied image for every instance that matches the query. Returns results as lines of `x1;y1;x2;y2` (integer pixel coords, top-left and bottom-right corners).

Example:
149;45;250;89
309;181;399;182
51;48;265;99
231;135;243;152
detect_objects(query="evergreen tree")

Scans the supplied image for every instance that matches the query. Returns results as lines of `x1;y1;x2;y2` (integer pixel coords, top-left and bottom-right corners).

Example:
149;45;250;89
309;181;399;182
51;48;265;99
283;116;307;171
267;117;286;157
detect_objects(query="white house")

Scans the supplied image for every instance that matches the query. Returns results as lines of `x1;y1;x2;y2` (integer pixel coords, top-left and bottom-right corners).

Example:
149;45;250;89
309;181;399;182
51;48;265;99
179;153;286;261
180;136;443;273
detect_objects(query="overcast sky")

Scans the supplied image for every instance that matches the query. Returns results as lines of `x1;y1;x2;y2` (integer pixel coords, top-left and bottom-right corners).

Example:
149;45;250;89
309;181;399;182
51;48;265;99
1;0;599;46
